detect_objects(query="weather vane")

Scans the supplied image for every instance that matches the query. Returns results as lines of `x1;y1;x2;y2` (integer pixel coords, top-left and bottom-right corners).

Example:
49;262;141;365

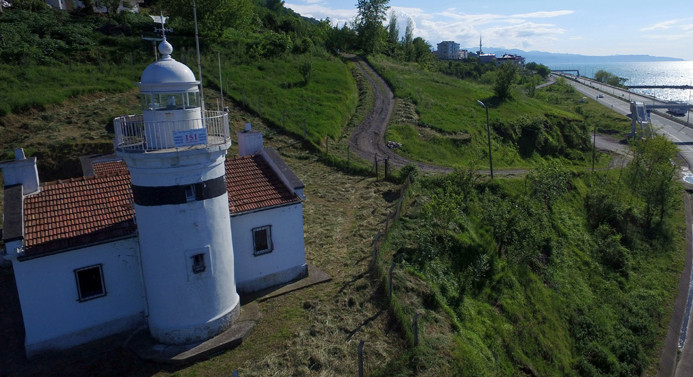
149;13;173;39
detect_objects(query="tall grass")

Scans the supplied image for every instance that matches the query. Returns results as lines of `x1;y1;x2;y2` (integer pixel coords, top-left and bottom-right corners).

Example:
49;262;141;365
0;63;144;116
213;54;357;148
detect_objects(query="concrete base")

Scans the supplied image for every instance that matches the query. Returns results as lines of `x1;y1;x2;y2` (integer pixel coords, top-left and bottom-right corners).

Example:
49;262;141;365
128;302;258;365
149;303;240;345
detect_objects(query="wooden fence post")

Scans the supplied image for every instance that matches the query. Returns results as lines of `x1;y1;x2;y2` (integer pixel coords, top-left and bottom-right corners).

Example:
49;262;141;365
388;262;395;301
358;340;365;377
413;313;420;347
370;232;380;269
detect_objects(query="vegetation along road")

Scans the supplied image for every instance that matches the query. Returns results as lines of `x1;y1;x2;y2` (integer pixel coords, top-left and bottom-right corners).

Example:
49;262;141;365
560;73;693;377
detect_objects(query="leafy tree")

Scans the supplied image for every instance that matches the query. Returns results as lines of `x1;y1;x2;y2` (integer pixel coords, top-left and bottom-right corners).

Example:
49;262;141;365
493;62;516;100
411;37;433;64
95;0;122;15
298;58;312;84
626;135;679;227
403;16;414;60
165;0;255;37
355;0;389;54
386;11;398;47
594;69;626;87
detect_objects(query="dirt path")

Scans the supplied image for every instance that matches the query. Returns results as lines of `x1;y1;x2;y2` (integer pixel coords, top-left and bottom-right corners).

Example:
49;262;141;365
346;58;629;175
346;56;451;174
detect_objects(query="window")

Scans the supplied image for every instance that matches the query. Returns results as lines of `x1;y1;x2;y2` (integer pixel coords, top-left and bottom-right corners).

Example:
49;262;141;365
252;226;273;256
185;247;211;280
75;264;106;302
185;185;196;202
192;253;206;274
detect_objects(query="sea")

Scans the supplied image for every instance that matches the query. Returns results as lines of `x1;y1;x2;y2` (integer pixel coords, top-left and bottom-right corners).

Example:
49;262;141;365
548;61;693;104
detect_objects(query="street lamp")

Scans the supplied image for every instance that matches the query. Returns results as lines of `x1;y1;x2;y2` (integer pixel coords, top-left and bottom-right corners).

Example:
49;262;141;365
477;100;494;180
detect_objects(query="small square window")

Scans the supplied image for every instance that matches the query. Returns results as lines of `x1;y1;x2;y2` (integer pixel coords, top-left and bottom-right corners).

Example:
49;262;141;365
185;185;196;202
75;264;106;302
192;253;206;274
253;226;273;256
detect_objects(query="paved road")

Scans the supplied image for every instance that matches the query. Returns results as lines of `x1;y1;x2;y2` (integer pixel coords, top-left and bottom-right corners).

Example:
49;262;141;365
558;74;693;164
556;74;693;377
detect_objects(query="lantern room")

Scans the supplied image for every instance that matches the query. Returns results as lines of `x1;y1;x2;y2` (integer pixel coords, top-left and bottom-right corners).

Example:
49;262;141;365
113;38;230;152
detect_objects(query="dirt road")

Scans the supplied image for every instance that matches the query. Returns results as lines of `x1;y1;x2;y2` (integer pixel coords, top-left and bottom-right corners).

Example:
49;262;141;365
346;58;629;175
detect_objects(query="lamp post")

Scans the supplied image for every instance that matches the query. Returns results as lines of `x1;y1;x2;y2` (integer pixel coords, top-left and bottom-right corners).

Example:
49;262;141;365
477;100;494;179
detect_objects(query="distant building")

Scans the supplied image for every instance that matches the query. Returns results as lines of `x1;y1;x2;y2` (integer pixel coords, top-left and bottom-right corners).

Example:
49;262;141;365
44;0;142;13
437;41;460;60
458;49;469;60
479;54;496;64
497;54;525;67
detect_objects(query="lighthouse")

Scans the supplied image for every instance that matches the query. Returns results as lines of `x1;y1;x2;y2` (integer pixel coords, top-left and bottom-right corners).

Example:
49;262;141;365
113;38;239;344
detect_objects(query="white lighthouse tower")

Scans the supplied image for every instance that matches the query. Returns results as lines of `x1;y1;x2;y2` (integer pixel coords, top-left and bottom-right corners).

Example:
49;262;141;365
113;38;239;344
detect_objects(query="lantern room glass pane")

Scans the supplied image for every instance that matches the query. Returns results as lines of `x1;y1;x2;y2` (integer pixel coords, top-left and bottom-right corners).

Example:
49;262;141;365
186;92;200;108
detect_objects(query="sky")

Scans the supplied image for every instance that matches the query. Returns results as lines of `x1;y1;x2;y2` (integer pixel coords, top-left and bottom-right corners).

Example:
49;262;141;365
284;0;693;60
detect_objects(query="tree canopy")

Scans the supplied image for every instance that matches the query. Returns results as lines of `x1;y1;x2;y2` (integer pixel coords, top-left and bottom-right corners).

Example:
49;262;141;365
355;0;389;54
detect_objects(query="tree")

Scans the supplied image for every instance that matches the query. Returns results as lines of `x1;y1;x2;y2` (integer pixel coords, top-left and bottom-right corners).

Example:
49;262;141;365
355;0;389;54
493;62;517;100
386;11;398;47
594;70;626;87
626;135;679;227
403;16;414;60
165;0;255;37
298;59;312;84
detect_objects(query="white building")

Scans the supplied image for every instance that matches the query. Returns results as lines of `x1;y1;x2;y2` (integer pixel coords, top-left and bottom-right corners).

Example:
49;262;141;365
436;41;460;60
45;0;142;13
1;39;307;358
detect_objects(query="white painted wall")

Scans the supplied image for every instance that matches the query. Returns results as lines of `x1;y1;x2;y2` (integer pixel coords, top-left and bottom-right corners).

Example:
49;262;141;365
231;203;307;293
11;237;146;358
126;149;239;344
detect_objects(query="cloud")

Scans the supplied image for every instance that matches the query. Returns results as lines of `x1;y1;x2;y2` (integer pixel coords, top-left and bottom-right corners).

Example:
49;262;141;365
284;3;572;50
284;2;356;25
641;19;678;32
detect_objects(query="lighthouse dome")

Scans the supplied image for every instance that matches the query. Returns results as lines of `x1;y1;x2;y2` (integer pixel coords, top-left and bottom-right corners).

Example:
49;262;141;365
140;39;198;91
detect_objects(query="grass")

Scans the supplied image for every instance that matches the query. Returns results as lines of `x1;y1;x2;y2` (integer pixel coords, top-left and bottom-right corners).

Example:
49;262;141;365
0;63;144;117
367;56;632;170
212;53;358;149
379;169;685;376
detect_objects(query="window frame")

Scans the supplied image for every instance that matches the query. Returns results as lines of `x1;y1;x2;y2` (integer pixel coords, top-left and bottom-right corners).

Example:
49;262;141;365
191;253;206;274
74;264;106;302
252;225;273;256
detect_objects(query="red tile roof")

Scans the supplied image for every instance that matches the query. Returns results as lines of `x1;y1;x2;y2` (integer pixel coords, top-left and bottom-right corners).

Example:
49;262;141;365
20;154;300;257
226;155;301;214
23;173;136;257
92;160;129;177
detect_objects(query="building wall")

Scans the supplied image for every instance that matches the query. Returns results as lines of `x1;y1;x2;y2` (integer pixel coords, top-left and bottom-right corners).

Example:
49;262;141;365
12;237;146;358
232;203;307;293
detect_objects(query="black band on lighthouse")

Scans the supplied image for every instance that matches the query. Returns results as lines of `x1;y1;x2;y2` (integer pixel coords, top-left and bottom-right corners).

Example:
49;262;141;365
132;176;227;206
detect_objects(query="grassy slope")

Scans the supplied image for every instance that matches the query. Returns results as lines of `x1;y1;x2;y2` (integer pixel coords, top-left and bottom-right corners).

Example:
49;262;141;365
368;56;632;170
216;54;358;148
381;171;685;376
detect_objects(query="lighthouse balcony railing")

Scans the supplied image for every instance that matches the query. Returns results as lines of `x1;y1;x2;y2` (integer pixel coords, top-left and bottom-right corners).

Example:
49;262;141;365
113;110;231;152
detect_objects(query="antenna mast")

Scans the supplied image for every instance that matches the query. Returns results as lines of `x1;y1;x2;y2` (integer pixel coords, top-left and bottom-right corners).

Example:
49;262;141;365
193;0;206;116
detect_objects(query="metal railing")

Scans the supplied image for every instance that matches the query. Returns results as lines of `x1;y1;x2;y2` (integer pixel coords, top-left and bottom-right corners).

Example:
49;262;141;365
113;110;230;152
